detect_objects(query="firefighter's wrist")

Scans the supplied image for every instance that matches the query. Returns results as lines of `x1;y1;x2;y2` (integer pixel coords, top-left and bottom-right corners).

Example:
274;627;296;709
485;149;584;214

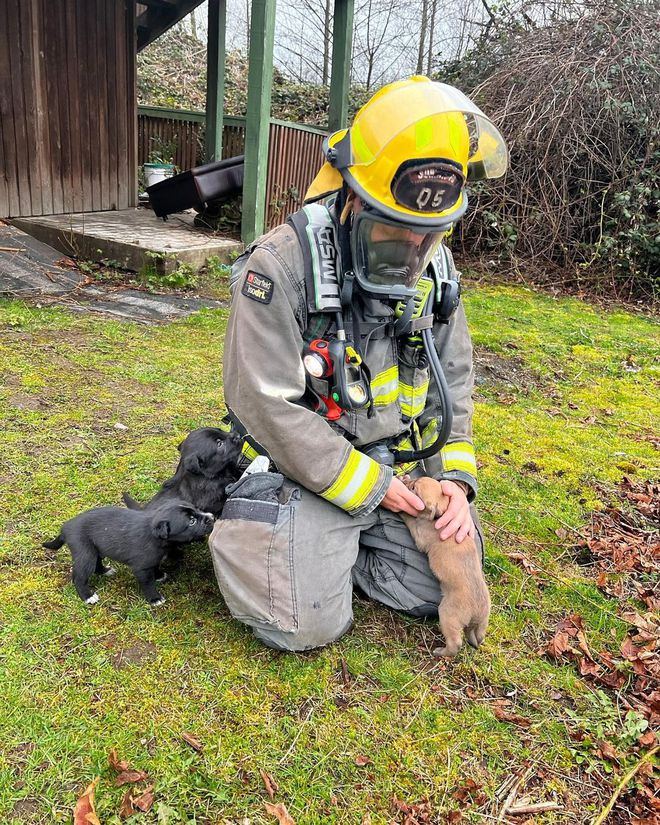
452;480;470;496
433;471;477;502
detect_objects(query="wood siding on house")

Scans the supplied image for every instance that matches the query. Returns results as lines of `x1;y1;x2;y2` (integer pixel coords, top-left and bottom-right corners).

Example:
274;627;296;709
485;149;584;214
0;0;136;218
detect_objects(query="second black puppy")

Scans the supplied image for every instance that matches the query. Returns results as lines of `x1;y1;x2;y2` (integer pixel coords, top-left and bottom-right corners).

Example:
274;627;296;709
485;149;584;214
43;500;215;605
123;427;243;517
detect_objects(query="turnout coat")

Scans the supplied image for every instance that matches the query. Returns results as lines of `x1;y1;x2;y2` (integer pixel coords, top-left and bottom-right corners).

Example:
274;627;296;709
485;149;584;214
223;214;478;518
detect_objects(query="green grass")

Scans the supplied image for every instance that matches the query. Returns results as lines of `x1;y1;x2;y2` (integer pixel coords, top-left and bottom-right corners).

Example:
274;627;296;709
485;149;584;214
0;284;658;823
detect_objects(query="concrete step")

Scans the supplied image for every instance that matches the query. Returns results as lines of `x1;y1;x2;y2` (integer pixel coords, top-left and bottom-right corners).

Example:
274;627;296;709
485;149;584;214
11;207;242;274
0;222;228;323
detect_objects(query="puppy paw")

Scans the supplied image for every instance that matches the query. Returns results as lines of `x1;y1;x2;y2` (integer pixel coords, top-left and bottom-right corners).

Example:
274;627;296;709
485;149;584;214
432;643;460;658
85;593;99;605
100;566;117;577
155;571;168;583
149;597;166;607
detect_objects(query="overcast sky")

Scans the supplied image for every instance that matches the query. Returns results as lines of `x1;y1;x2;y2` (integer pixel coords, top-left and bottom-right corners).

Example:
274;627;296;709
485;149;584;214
185;0;490;87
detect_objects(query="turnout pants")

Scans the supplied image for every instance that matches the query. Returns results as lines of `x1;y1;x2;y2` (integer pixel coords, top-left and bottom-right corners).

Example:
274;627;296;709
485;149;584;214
209;472;484;651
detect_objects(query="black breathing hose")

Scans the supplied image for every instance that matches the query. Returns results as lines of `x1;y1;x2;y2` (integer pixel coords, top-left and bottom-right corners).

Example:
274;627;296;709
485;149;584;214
391;291;453;463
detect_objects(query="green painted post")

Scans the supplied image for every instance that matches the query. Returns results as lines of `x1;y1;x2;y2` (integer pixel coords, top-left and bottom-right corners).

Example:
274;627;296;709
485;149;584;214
205;0;227;162
328;0;354;133
242;0;276;245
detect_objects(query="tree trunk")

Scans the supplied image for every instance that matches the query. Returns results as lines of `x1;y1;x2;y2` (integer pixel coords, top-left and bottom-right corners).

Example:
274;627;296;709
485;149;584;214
322;0;332;86
426;0;437;75
417;0;429;74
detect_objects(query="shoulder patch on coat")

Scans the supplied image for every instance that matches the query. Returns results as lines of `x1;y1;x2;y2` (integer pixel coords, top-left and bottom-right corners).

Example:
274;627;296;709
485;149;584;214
242;271;274;304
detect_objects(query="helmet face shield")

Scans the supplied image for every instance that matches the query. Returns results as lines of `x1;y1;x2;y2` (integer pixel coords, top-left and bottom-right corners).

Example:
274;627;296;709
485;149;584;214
351;209;445;300
305;77;507;225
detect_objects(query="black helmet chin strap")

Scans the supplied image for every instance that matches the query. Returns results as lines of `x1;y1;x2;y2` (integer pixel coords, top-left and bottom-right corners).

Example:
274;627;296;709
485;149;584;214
335;184;354;281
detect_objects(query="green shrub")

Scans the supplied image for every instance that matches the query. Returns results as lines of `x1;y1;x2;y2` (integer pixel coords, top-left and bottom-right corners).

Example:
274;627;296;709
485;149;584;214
439;0;660;300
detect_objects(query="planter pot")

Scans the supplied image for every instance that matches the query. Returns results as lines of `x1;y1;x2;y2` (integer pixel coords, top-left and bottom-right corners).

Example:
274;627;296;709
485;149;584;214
144;162;176;188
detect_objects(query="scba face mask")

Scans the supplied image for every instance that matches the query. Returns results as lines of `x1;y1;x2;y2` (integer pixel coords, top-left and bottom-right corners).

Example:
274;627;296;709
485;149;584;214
350;207;446;301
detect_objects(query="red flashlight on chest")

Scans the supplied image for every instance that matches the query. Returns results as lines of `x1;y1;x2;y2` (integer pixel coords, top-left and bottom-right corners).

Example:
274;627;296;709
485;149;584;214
303;339;334;378
302;339;343;420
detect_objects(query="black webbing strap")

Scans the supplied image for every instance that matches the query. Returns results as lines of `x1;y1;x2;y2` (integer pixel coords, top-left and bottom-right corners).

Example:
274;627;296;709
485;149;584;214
287;210;317;316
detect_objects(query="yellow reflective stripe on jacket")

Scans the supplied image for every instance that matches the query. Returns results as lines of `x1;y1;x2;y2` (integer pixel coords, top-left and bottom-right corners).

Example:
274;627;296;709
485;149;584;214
241;441;258;461
390;429;420;478
441;440;477;475
320;448;381;512
371;365;398;407
399;378;430;418
421;419;438;447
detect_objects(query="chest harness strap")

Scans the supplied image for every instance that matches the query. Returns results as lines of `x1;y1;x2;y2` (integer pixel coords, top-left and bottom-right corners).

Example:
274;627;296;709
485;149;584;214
287;203;458;463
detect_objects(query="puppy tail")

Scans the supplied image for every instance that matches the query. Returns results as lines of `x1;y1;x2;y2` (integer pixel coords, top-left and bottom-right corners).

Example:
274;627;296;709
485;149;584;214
122;491;143;510
42;535;64;551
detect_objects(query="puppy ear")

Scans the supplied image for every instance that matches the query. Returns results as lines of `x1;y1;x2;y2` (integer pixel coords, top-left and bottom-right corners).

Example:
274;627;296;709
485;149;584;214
183;454;202;474
154;519;170;540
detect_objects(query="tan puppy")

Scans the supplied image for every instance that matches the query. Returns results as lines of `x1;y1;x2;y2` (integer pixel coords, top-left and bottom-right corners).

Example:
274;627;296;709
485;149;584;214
401;476;490;657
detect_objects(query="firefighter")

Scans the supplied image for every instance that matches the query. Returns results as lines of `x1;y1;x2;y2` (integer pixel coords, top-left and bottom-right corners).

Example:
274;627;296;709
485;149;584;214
209;76;508;651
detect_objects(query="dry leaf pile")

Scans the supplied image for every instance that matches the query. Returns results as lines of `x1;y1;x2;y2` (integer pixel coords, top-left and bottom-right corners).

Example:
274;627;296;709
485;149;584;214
577;478;659;610
541;610;659;822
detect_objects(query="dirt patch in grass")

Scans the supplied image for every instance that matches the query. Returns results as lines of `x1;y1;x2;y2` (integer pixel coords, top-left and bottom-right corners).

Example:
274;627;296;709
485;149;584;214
106;637;159;669
6;393;48;411
473;346;542;392
9;798;42;822
5;743;36;779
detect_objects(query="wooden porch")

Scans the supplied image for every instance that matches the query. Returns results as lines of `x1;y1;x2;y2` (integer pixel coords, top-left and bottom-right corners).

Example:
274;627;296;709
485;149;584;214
0;0;355;252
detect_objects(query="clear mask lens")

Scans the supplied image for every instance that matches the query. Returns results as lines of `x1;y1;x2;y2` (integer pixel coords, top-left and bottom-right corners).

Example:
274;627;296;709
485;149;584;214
353;213;444;297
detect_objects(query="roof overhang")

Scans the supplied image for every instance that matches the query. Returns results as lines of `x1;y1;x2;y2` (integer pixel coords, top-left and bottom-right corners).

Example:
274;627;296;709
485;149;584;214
136;0;207;51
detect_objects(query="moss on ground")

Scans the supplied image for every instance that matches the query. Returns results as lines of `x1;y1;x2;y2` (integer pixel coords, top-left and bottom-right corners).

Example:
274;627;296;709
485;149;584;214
0;284;657;823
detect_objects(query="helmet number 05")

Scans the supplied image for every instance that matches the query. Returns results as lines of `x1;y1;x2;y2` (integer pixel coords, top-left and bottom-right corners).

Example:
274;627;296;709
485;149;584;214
416;186;447;211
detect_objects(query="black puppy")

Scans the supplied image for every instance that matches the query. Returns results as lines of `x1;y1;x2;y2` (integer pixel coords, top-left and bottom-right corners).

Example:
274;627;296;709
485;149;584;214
123;427;243;517
43;500;215;605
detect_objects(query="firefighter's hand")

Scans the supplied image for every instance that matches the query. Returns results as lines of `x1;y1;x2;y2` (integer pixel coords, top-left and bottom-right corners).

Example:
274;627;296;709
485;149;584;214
381;476;426;517
434;480;475;543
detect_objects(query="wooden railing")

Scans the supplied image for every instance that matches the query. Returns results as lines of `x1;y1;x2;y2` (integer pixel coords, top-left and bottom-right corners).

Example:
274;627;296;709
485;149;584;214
137;106;327;229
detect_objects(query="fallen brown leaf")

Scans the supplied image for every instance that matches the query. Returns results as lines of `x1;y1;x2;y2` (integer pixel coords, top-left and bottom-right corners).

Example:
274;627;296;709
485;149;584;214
259;768;278;799
506;551;540;577
638;731;657;747
492;699;532;728
265;801;296;825
114;768;149;786
392;795;434;823
181;732;204;752
354;754;373;766
108;749;149;786
596;740;620;763
108;749;129;772
340;658;352;686
118;790;134;820
493;704;532;728
133;785;155;813
73;778;101;825
452;777;485;803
